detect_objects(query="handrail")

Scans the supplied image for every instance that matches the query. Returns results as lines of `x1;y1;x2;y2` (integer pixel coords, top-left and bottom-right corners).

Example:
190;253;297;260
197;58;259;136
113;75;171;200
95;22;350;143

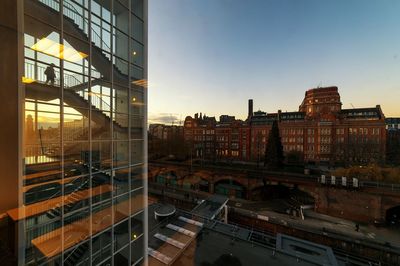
25;61;115;114
25;61;81;88
38;0;111;53
83;91;113;113
42;163;113;211
34;173;89;209
36;0;131;77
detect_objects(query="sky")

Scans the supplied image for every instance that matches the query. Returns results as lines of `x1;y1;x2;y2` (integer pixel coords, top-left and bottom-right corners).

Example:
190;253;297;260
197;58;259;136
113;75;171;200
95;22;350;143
148;0;400;124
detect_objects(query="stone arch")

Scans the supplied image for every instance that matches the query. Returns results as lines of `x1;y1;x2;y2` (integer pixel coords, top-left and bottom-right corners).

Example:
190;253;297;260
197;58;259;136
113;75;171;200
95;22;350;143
212;175;249;188
250;183;316;204
386;206;400;225
213;178;247;199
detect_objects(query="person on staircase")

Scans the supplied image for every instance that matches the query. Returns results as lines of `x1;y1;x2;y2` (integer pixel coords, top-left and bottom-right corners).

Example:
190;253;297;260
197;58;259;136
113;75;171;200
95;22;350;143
44;63;56;86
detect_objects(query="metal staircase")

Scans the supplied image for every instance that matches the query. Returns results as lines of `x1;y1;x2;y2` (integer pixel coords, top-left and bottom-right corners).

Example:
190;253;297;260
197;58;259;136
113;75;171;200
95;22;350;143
45;165;112;220
63;243;88;266
25;0;130;84
19;1;141;264
25;80;127;134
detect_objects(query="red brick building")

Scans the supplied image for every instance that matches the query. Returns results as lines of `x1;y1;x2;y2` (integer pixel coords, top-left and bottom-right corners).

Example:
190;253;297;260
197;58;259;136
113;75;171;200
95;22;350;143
183;87;387;166
183;113;217;159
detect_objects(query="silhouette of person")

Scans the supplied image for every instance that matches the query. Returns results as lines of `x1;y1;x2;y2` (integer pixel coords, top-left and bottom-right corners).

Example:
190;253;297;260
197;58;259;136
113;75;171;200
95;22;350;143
44;63;56;86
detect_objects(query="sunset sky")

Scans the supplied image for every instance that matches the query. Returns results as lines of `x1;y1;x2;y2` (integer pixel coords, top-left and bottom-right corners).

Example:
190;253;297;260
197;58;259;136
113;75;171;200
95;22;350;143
148;0;400;124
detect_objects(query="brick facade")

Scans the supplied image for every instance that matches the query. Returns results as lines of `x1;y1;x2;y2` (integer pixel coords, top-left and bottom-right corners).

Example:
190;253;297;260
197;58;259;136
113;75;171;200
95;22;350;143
182;87;387;166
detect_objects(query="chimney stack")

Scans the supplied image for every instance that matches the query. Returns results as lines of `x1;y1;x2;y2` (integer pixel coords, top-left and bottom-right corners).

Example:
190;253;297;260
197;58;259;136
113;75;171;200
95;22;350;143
248;99;253;118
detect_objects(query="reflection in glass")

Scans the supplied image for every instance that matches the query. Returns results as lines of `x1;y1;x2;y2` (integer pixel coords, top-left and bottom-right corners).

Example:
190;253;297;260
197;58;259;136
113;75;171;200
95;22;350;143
114;245;130;266
92;141;112;170
131;140;144;165
114;141;129;168
18;0;146;264
114;219;129;252
114;167;129;196
92;229;112;265
131;164;144;190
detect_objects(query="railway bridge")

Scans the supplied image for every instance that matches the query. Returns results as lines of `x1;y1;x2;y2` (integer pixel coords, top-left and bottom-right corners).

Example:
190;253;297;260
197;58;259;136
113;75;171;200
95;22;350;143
148;162;400;224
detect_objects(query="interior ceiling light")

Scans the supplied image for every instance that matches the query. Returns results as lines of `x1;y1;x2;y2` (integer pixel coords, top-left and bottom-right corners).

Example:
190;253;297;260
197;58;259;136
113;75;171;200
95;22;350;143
31;37;88;62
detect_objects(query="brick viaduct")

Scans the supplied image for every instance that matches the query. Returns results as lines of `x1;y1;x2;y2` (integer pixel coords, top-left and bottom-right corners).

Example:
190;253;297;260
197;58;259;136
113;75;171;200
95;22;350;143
148;163;400;224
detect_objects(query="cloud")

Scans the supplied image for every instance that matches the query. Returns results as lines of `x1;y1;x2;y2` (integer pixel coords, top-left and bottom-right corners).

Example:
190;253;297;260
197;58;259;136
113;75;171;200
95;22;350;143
149;113;182;125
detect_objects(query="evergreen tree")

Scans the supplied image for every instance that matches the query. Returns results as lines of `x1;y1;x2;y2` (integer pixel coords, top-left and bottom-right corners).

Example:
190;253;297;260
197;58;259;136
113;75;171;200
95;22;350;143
264;120;284;169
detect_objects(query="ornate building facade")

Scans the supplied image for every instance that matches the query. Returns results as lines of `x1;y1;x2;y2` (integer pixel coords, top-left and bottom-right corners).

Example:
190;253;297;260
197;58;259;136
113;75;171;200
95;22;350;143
183;87;387;166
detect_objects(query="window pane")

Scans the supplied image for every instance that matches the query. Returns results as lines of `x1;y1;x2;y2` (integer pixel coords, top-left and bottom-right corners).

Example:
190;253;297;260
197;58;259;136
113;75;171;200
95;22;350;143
114;219;129;252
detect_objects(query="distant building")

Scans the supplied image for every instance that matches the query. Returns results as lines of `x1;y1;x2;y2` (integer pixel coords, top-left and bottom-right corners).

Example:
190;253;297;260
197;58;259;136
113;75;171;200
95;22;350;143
149;124;184;141
183;86;387;166
219;115;236;123
386;117;400;131
385;118;400;165
184;113;217;158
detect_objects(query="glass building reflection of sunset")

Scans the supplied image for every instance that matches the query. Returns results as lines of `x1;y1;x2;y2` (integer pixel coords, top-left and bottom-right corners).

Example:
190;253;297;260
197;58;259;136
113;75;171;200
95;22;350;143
1;0;147;265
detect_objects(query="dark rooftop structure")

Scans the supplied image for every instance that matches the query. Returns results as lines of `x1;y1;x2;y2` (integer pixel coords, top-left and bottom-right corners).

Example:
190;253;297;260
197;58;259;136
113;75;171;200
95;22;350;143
190;195;228;220
146;197;373;266
219;115;236;123
340;105;383;120
386;117;400;130
276;233;338;266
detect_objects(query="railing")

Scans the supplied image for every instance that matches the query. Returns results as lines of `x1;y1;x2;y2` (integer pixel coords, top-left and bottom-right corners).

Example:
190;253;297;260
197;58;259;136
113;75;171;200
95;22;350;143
25;141;60;165
25;61;61;87
85;91;112;112
45;174;90;210
25;61;82;88
25;211;89;265
360;180;400;192
37;0;131;76
38;0;111;53
25;61;116;115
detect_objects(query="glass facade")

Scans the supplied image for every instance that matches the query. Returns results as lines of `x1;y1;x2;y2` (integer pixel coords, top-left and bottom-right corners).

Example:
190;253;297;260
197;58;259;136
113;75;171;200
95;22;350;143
12;0;147;265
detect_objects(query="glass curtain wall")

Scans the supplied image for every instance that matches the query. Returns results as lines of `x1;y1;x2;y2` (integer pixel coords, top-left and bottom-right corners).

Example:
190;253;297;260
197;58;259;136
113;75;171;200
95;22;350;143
20;0;146;265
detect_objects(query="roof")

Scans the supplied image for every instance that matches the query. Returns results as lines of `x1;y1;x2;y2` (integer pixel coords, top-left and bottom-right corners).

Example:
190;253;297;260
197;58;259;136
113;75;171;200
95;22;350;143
340;107;382;120
305;86;339;95
191;195;228;219
280;111;306;121
250;111;306;125
147;203;320;266
250;111;275;125
386;117;400;124
276;233;338;266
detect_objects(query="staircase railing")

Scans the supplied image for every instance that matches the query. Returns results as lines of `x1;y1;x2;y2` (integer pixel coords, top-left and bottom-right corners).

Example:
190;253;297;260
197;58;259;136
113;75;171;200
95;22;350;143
39;162;113;214
25;61;61;86
38;0;111;53
28;174;88;213
25;143;60;165
25;61;83;88
25;61;115;114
